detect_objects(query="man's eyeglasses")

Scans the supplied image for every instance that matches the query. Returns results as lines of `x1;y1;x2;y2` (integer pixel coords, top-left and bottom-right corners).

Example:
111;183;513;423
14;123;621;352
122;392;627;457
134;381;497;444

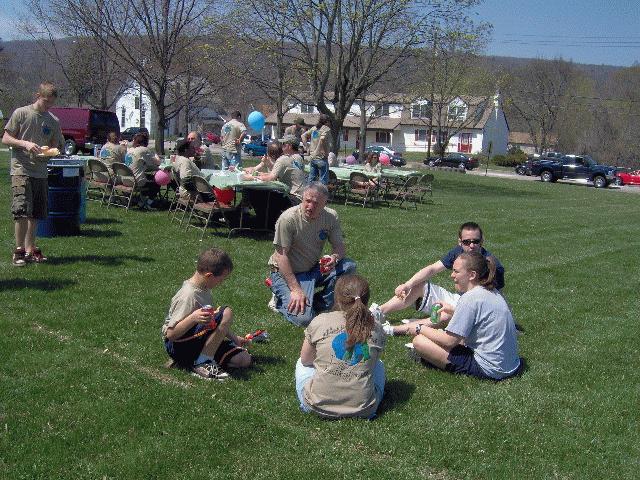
461;238;482;246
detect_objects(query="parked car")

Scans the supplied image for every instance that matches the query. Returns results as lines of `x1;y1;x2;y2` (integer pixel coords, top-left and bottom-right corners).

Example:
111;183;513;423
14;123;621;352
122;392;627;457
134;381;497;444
515;157;535;175
424;152;478;170
203;132;220;146
243;140;268;156
614;169;640;186
361;145;406;167
530;154;616;188
49;107;120;155
242;134;271;146
120;127;149;142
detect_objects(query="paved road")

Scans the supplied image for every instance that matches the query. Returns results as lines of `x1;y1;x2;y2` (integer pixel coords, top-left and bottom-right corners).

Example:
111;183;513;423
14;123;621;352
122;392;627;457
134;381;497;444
404;161;640;194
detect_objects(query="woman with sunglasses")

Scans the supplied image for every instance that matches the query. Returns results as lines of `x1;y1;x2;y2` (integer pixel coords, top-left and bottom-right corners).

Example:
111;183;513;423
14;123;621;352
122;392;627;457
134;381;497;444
410;251;521;380
373;222;505;335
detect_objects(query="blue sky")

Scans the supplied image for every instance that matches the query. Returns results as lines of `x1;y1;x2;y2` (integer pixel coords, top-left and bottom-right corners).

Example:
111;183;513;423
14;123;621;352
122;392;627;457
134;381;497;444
2;0;639;67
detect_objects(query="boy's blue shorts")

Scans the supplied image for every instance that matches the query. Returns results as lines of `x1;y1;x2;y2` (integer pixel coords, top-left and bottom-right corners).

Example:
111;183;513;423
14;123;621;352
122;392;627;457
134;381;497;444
164;306;243;368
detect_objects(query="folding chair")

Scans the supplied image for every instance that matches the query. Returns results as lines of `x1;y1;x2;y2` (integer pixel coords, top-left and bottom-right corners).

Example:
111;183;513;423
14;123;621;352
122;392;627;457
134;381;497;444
107;162;139;210
327;169;345;203
86;158;112;205
170;172;196;227
390;175;420;209
345;171;380;208
186;176;235;240
417;174;434;203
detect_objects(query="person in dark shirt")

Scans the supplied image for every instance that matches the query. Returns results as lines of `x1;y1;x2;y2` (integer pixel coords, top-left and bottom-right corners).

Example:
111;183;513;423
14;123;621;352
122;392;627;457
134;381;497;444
372;222;506;336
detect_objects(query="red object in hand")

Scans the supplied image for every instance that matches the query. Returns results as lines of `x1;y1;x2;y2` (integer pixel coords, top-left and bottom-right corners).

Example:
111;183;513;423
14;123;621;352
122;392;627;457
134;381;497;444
319;255;333;274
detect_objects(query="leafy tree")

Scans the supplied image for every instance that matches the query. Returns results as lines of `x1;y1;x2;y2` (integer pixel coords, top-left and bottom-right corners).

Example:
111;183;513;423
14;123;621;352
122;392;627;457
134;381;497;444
236;0;477;153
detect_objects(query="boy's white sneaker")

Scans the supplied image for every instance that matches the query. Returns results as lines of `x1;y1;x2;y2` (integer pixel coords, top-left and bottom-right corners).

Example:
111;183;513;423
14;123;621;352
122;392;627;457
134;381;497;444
191;361;230;381
267;294;278;312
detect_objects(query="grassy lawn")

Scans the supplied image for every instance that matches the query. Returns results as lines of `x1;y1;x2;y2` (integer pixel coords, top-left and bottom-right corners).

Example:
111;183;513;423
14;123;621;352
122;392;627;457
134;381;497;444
1;150;638;479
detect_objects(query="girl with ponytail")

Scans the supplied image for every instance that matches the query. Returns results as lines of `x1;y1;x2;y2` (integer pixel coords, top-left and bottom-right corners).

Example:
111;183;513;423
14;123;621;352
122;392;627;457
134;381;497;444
412;251;521;380
295;274;386;419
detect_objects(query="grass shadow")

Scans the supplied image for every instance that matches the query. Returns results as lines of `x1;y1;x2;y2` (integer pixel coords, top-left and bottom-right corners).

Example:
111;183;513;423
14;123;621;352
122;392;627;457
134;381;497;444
82;218;122;226
79;229;123;238
48;254;154;266
376;379;416;417
228;354;286;381
0;278;78;291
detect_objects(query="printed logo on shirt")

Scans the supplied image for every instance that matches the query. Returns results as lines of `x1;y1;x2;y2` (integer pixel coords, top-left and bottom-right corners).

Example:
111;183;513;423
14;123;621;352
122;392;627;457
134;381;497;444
318;229;328;240
311;130;319;139
42;123;51;136
332;331;370;365
124;153;133;166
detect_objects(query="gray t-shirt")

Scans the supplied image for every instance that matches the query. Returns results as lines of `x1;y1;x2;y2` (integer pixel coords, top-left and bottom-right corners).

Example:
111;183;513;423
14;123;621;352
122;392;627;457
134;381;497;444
271;153;306;200
303;310;386;419
99;142;126;167
5;104;65;178
162;280;212;339
269;205;343;273
446;286;520;379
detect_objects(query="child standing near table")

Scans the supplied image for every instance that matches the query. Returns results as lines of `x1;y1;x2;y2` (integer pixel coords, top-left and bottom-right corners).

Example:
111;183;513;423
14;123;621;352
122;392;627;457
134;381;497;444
162;248;252;380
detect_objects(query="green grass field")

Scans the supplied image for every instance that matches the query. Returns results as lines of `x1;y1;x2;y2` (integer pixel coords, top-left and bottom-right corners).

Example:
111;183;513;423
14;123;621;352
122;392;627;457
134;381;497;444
1;150;638;479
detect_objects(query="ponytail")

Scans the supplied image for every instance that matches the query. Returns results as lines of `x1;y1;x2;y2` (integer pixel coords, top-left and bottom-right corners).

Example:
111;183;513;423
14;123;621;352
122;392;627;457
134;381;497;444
334;274;374;348
459;252;496;290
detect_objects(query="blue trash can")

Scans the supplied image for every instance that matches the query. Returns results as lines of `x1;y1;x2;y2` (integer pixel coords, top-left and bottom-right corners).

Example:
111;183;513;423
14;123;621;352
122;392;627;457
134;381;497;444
37;159;85;237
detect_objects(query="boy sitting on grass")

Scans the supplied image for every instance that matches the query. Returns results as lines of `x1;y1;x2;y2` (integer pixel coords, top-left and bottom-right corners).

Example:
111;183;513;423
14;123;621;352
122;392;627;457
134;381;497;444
162;247;252;380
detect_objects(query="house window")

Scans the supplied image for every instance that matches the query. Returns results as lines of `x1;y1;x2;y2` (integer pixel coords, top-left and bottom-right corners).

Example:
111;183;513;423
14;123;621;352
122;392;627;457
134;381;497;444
375;131;390;143
414;129;428;142
342;129;349;141
411;103;432;119
374;103;390;117
448;104;467;121
135;96;141;110
121;106;126;127
300;104;315;114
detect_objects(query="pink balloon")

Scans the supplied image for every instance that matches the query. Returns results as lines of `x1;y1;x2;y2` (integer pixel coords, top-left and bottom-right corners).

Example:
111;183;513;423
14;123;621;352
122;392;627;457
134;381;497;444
345;155;356;165
379;153;390;165
154;169;171;186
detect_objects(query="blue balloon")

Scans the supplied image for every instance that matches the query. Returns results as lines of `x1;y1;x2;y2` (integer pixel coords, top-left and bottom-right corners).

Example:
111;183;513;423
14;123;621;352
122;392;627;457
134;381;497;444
247;110;265;132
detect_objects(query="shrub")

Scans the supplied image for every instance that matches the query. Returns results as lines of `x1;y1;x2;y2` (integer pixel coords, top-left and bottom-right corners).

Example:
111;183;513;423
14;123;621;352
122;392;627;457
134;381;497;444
492;152;527;167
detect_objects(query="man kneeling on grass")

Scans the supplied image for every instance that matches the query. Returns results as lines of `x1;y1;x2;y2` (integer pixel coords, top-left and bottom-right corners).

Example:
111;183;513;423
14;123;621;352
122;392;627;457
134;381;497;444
162;248;252;380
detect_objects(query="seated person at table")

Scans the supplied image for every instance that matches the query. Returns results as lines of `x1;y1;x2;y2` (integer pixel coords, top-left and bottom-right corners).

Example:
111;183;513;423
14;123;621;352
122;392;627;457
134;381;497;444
410;251;521;381
99;131;126;172
187;131;217;169
363;152;380;172
173;139;218;203
295;274;386;419
126;132;161;209
244;136;307;230
375;222;505;336
163;247;252;380
268;182;357;327
245;142;281;174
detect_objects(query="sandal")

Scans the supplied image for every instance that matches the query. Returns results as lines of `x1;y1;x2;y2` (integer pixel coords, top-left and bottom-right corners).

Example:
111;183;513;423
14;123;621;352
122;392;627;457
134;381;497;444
25;247;48;263
12;247;27;267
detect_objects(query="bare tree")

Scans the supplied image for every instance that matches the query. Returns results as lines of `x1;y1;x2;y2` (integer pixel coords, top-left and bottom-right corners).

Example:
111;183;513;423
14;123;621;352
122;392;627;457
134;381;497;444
411;16;493;157
36;0;218;153
22;1;127;110
503;58;581;154
238;0;475;153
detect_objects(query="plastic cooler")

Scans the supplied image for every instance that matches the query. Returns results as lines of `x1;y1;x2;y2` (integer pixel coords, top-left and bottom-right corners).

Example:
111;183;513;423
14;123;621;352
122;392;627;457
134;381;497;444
37;158;87;237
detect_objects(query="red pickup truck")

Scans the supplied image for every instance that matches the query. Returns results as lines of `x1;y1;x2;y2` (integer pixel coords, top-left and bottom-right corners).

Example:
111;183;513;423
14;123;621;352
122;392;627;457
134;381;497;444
49;107;120;155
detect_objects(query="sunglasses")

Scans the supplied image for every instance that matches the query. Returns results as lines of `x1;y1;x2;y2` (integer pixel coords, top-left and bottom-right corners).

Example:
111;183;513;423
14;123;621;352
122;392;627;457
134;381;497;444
461;238;482;246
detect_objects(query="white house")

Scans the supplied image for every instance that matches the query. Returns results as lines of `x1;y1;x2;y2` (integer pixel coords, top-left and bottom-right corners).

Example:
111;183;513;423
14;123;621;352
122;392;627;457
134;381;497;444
115;82;152;132
265;93;509;156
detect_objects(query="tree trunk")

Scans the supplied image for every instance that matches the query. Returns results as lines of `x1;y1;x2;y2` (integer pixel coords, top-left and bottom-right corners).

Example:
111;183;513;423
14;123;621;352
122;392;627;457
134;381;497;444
155;101;166;155
359;96;367;157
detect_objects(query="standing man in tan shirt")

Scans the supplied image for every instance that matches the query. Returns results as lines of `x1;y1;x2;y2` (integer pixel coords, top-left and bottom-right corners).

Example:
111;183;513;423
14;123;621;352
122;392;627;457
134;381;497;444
301;114;331;184
220;110;247;170
2;82;65;266
267;182;357;327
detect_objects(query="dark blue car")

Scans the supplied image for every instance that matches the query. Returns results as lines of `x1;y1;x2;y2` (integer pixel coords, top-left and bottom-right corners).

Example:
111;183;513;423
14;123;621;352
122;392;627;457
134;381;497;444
243;140;268;156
